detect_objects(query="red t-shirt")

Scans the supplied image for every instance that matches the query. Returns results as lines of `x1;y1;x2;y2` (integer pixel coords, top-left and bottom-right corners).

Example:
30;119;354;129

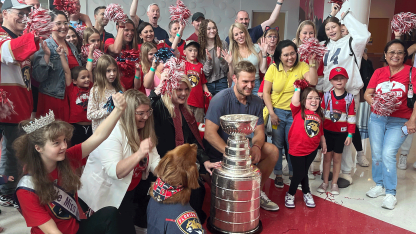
186;33;198;42
288;103;323;156
367;65;416;119
67;44;79;69
163;40;186;60
17;144;84;234
321;90;356;134
186;61;207;108
66;83;93;123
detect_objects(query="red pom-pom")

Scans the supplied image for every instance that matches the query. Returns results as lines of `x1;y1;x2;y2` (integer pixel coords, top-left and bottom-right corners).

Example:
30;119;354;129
0;89;16;120
53;0;79;15
169;0;191;25
75;25;87;39
81;45;104;68
116;49;140;77
156;57;186;96
294;79;310;90
328;0;347;8
371;92;402;117
105;4;127;23
24;7;54;39
298;38;327;62
391;12;416;35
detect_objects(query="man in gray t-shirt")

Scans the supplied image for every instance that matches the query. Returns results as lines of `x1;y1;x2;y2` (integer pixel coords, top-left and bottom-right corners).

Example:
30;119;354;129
204;61;279;211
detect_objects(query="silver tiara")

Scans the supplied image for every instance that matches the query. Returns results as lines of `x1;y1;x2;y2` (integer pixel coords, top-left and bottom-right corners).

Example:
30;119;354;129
22;110;55;134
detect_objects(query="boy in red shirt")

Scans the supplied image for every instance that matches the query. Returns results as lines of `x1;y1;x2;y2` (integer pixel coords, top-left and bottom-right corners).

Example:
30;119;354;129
183;41;211;122
318;67;356;195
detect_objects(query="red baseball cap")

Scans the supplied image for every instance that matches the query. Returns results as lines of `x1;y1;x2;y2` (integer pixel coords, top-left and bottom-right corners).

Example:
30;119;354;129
329;67;349;81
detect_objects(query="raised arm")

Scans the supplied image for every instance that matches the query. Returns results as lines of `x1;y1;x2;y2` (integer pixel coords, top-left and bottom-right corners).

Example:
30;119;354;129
258;38;268;73
32;40;52;83
143;58;158;88
171;23;185;53
342;11;371;58
317;4;340;42
292;86;301;107
129;0;141;27
303;56;318;86
79;13;92;27
260;0;284;32
56;45;72;87
106;23;125;55
221;49;233;86
86;44;94;82
81;93;126;158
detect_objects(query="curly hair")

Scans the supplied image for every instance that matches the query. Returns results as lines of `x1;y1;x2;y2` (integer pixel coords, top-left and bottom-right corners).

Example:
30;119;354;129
198;19;222;61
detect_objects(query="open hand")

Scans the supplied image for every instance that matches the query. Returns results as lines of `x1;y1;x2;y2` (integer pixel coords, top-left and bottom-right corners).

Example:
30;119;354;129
56;45;65;56
206;49;213;60
221;49;232;64
41;40;51;56
204;161;222;175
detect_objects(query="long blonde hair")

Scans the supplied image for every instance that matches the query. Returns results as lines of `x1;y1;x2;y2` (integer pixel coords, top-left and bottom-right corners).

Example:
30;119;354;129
140;42;157;74
294;20;316;47
161;77;192;118
120;90;157;152
228;23;259;68
92;54;123;103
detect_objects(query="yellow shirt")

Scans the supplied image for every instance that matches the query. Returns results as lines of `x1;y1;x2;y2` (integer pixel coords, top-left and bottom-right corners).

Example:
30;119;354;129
264;62;309;110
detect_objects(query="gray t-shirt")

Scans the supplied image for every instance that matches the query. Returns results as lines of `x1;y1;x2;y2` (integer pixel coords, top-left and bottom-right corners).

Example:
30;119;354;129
204;87;264;162
239;44;261;80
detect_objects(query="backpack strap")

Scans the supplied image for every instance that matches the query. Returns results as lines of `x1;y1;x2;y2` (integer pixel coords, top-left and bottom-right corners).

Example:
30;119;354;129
349;37;358;66
324;91;332;113
344;93;354;117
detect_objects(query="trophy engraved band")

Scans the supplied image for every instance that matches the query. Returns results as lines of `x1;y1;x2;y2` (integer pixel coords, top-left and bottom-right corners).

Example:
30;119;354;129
208;114;263;234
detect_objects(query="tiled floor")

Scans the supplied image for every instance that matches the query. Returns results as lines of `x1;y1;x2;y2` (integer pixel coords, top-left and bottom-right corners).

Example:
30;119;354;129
1;139;416;233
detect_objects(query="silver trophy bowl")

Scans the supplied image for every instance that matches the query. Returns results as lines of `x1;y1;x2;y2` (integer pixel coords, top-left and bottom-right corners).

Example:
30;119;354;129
208;114;263;234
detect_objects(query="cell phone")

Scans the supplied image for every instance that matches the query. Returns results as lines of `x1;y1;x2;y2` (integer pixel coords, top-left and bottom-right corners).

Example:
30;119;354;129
402;125;408;136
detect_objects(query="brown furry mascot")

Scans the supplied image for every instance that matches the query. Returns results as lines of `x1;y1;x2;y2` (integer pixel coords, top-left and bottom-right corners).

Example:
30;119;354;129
147;143;205;234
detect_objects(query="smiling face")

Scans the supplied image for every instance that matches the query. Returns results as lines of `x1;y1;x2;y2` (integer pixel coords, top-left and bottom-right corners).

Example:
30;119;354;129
325;22;342;41
233;71;255;97
265;31;278;47
192;17;204;32
135;104;151;129
232;27;246;45
66;29;78;47
52;14;69;39
37;135;67;164
140;25;155;43
305;91;320;112
330;75;348;90
280;46;297;69
73;70;91;88
147;5;160;25
95;9;109;27
123;23;135;43
106;64;117;84
341;25;349;36
172;81;190;105
385;43;406;67
88;33;100;49
299;24;315;42
3;8;31;33
235;11;249;28
206;22;217;39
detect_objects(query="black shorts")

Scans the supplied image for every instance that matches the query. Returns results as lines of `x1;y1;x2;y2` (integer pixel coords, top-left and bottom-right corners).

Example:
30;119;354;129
324;130;348;154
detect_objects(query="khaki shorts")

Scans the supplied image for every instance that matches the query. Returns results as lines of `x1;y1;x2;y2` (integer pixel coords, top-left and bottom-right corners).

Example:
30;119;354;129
189;106;205;123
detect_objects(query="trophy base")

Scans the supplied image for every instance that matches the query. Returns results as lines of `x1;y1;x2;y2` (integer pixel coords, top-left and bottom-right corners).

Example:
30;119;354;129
207;217;263;234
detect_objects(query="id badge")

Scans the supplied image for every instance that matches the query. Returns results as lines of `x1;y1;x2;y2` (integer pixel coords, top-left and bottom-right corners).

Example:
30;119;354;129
381;82;393;93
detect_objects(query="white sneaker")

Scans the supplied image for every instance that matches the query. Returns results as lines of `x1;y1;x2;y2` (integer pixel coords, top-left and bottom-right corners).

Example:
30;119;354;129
366;185;386;198
357;155;370;167
260;191;279;211
283;164;289;176
285;192;295;208
308;170;315;180
314;149;322;162
397;155;407;170
381;194;397;210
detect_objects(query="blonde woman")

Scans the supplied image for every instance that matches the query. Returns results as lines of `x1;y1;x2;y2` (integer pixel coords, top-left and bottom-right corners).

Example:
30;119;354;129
221;23;268;95
79;89;160;234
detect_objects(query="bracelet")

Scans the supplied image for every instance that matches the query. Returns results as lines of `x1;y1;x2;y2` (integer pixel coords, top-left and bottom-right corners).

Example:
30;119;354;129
295;88;301;92
276;1;283;5
176;33;181;37
87;58;93;63
348;133;353;138
328;14;333;18
118;25;125;29
309;63;316;68
262;55;267;58
252;144;261;151
134;75;140;80
150;67;155;72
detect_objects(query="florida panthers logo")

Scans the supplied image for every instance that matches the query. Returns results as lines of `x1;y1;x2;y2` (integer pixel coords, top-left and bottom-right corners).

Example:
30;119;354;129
305;114;321;138
48;201;71;220
330;109;342;122
187;70;200;87
176;211;204;234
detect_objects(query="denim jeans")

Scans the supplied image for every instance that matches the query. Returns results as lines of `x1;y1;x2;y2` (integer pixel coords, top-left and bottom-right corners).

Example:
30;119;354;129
368;113;407;195
231;79;261;96
272;108;293;176
206;77;228;96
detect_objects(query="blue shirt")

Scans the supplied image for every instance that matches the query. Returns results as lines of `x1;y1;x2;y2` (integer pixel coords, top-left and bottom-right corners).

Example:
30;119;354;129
204;87;264;162
225;24;264;45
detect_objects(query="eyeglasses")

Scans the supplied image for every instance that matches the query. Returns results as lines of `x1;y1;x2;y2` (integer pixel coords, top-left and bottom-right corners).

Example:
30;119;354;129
54;21;69;27
387;51;405;57
306;97;321;101
266;36;278;39
9;10;28;19
135;109;153;117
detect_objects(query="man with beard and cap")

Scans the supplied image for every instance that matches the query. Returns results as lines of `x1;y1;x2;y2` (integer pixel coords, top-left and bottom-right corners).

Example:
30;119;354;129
130;1;169;42
225;0;284;45
186;12;204;42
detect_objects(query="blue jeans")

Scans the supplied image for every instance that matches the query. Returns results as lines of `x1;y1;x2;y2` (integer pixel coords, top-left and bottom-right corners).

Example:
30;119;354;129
272;108;293;176
231;79;261;96
368;113;407;195
206;77;228;96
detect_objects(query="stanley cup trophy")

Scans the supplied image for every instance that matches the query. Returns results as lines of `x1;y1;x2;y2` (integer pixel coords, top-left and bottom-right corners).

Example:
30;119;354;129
207;114;263;234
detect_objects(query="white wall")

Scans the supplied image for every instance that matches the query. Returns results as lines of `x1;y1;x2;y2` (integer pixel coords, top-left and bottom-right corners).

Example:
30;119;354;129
83;0;300;42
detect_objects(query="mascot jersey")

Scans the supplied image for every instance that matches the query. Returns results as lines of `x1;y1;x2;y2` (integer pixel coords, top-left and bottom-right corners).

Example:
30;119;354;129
288;103;323;156
147;198;204;234
186;61;207;108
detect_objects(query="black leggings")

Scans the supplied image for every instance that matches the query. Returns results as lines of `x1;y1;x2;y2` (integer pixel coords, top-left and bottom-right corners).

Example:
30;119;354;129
77;199;121;234
352;125;363;152
288;148;318;196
